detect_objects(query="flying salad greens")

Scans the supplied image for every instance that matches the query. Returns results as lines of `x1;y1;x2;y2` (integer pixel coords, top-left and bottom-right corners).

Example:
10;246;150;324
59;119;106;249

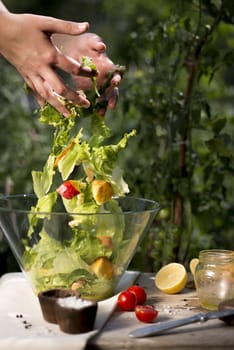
22;58;136;300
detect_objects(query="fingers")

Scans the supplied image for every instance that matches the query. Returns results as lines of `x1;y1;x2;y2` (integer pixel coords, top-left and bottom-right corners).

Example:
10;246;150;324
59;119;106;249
44;75;90;115
55;52;97;77
27;69;90;116
52;33;107;62
107;87;119;110
22;57;92;116
96;85;119;116
94;41;106;53
23;21;121;115
99;71;121;112
24;76;46;107
111;73;122;87
90;35;106;53
38;16;90;36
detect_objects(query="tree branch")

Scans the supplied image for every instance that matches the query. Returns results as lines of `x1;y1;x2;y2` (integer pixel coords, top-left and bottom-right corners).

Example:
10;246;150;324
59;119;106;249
172;0;225;260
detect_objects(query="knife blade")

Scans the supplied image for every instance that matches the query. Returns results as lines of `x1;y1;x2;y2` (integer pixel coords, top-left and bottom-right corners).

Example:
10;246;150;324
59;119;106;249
129;309;234;338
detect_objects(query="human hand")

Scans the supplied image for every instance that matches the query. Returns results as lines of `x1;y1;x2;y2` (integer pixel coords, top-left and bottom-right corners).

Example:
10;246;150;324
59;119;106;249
52;33;123;115
0;11;97;116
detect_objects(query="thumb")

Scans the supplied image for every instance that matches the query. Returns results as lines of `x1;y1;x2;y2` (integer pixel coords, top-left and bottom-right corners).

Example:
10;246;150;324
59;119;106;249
41;17;89;35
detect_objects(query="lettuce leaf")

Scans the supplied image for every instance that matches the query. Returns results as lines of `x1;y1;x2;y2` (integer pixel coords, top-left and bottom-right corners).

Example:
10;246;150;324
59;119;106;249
32;154;55;198
58;131;91;180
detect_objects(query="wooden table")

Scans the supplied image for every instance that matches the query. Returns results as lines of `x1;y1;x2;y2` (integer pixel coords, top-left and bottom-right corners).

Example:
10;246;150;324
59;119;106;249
86;273;234;350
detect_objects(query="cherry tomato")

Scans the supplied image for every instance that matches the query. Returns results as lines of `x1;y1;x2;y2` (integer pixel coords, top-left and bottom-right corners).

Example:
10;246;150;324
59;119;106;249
135;305;158;323
117;291;136;311
127;285;147;305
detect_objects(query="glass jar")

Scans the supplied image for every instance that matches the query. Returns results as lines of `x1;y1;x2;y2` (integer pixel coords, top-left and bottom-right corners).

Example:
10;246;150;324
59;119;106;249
194;249;234;311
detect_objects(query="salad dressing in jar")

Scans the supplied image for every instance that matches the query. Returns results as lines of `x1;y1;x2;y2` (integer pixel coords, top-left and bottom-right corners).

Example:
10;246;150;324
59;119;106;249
194;249;234;310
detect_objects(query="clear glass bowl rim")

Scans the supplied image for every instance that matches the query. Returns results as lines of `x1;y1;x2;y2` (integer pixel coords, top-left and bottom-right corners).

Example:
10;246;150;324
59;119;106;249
0;194;160;216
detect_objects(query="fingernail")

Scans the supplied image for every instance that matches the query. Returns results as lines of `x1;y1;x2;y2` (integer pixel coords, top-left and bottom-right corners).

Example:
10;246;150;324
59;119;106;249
63;112;71;118
111;75;121;86
96;42;106;52
81;100;90;108
76;94;90;108
66;55;81;67
78;22;89;31
81;66;98;77
82;66;92;73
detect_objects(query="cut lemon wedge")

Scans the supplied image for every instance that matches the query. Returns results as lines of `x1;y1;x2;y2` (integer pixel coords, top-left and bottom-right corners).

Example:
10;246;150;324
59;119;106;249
155;262;188;294
189;258;199;275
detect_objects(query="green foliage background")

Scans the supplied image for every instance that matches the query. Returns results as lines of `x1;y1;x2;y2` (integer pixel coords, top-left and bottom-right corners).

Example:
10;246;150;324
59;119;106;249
1;0;234;273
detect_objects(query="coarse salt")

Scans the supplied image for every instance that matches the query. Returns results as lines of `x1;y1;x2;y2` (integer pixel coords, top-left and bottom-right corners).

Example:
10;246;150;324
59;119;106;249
57;296;94;309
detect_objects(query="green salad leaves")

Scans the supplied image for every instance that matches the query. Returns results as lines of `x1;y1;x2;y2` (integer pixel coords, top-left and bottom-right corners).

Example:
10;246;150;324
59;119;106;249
23;59;137;299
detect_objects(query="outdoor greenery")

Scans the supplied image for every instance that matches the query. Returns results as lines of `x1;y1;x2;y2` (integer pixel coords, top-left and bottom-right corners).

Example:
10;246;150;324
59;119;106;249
103;0;234;271
1;0;234;273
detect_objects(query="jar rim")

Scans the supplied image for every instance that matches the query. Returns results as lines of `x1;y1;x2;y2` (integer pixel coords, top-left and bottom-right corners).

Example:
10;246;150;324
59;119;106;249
200;249;233;254
199;249;234;262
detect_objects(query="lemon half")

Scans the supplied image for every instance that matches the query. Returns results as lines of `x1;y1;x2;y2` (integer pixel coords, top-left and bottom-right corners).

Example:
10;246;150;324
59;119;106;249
155;262;188;294
189;258;199;275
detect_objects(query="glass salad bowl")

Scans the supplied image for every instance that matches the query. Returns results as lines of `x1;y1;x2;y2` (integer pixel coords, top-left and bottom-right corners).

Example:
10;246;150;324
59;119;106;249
0;194;159;300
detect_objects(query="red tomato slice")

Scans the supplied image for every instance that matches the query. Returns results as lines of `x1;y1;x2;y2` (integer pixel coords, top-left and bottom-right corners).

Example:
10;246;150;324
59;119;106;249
117;291;136;311
135;305;158;323
56;180;80;199
127;285;147;305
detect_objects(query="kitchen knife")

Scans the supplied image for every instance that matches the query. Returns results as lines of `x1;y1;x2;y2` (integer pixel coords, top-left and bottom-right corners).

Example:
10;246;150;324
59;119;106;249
129;309;234;338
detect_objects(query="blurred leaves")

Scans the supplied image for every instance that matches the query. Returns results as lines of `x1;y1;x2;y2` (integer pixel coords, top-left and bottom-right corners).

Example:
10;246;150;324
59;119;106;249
0;60;51;194
103;0;234;269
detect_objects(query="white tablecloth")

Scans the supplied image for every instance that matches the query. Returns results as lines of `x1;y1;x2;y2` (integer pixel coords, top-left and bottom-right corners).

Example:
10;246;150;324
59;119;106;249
0;271;139;350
